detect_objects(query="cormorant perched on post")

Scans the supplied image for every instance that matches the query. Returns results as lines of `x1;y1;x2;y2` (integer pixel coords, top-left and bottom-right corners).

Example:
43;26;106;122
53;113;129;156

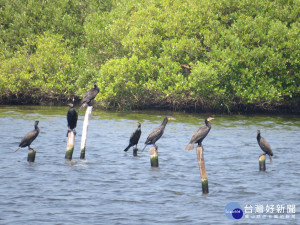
185;117;214;151
124;122;142;152
142;116;175;151
257;130;273;163
15;121;40;152
67;103;78;136
80;82;99;110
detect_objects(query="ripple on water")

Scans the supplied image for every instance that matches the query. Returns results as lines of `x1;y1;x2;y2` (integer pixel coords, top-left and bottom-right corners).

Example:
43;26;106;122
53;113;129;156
0;107;299;224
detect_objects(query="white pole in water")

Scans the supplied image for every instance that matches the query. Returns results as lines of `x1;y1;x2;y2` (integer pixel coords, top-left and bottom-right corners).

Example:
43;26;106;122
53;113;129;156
80;106;93;159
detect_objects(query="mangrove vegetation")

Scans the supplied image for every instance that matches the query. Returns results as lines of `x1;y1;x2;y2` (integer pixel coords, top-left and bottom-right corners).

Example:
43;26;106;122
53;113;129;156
0;0;299;113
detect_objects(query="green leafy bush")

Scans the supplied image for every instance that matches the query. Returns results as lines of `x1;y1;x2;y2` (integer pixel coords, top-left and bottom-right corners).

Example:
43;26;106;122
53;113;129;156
0;33;79;103
0;0;299;112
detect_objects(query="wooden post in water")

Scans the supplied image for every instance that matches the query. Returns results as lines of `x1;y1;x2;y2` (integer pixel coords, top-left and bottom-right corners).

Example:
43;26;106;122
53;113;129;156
65;131;75;160
196;144;209;194
133;147;138;157
27;148;36;162
150;146;159;167
259;154;266;171
80;106;93;159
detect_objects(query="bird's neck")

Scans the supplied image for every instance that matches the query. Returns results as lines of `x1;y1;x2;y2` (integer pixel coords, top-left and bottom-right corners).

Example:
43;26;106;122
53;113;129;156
257;133;261;140
205;120;211;128
161;118;168;126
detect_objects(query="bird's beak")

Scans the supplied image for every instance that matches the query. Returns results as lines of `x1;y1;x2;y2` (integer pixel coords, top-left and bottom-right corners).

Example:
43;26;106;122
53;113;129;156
208;117;215;121
168;117;176;120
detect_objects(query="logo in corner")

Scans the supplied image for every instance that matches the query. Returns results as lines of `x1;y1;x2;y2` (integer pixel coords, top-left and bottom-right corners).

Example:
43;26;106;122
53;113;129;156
225;202;243;219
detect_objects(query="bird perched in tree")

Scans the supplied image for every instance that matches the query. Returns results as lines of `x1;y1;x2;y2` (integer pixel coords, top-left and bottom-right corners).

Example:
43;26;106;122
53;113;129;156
142;116;175;151
15;121;40;152
257;130;273;163
67;103;78;136
124;122;142;152
80;82;99;110
185;117;214;151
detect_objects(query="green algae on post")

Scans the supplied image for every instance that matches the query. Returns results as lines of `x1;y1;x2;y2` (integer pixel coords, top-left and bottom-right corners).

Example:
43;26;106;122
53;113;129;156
65;130;75;160
150;146;159;167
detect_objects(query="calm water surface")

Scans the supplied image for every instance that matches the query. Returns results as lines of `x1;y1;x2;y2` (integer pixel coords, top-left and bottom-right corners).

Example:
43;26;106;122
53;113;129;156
0;106;299;225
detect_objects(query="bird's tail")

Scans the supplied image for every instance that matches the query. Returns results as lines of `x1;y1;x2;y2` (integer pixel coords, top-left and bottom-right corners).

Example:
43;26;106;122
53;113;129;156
269;155;273;164
124;145;131;152
14;147;21;152
185;143;195;151
79;103;87;110
141;145;147;152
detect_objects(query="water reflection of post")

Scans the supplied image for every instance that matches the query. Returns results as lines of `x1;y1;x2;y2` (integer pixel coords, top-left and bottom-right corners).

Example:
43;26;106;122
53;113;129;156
80;106;93;160
27;148;36;162
196;144;209;194
65;131;75;160
150;146;159;167
259;154;266;171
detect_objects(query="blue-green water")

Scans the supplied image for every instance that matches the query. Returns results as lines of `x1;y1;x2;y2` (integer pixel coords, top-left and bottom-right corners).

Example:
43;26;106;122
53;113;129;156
0;106;299;224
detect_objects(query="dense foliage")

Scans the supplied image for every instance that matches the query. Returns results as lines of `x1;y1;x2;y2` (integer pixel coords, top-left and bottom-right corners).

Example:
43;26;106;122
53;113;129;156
0;0;299;112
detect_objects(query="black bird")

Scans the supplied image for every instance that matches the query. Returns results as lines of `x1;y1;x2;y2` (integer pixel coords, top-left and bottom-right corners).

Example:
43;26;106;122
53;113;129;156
67;103;78;136
185;117;214;151
124;122;142;152
257;130;273;163
80;82;100;109
142;116;175;151
15;121;40;152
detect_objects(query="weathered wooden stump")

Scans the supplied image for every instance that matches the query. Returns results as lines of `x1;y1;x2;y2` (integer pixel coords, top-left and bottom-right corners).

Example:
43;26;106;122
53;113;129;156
196;144;209;194
80;106;93;159
133;147;138;157
259;154;266;171
27;148;36;162
150;146;159;167
65;130;75;160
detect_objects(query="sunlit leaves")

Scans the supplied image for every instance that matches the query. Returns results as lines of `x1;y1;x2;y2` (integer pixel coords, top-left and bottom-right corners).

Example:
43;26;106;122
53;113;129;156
0;0;299;110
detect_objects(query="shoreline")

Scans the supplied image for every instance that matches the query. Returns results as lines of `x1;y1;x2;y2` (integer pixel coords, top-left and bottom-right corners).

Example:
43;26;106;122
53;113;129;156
1;99;299;115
